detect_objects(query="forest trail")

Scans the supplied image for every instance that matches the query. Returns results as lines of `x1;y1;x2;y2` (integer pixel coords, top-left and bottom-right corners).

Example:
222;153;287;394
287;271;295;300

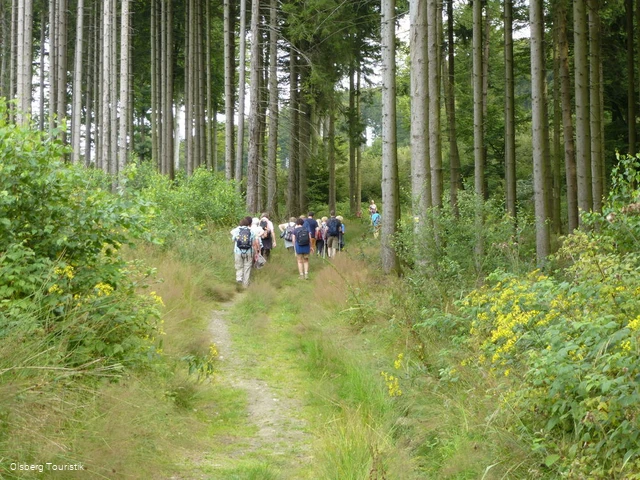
207;298;311;459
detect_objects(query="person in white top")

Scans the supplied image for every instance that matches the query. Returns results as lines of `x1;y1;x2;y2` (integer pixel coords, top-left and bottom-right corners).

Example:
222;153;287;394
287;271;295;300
278;217;297;251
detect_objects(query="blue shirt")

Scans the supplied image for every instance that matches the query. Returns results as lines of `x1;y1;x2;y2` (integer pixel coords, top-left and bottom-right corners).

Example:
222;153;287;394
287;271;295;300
303;218;319;237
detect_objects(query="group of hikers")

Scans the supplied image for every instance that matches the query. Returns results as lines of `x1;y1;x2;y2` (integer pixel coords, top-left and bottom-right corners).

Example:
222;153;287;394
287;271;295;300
230;210;345;288
230;201;381;289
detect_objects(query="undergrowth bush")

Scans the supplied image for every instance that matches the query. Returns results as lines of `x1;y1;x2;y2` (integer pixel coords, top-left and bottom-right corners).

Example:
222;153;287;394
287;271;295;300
0;108;160;370
126;161;245;244
460;156;640;478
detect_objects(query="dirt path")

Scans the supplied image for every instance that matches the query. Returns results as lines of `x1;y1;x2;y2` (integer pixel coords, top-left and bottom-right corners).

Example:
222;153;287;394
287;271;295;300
207;300;311;463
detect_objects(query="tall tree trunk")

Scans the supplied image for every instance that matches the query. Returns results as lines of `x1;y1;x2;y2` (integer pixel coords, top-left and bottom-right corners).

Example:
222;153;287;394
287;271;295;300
224;0;235;180
552;30;562;234
150;0;159;170
287;47;299;217
205;0;212;169
246;0;261;212
48;0;56;128
164;0;174;179
266;0;278;217
9;0;17;122
530;0;550;264
235;0;247;189
0;0;7;100
84;4;96;166
574;0;592;218
118;0;130;174
427;0;442;208
16;0;33;124
628;0;637;155
328;106;336;213
185;0;193;174
72;0;85;162
410;0;431;225
348;60;357;215
473;0;485;269
381;0;399;274
38;5;45;130
101;0;111;172
589;0;603;211
504;0;516;220
445;0;461;215
356;67;363;212
556;0;578;232
57;0;68;139
109;0;117;173
298;64;310;214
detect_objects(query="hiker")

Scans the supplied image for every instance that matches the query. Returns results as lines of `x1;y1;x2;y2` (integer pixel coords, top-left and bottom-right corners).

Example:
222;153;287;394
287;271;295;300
316;216;328;257
369;199;377;217
230;216;259;289
336;215;346;251
278;217;297;252
326;211;342;258
371;209;381;239
292;217;311;279
259;212;276;260
303;211;319;254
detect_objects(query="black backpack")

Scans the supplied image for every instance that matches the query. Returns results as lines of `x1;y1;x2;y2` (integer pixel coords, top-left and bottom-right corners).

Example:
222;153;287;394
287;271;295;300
260;219;268;230
327;218;341;237
296;228;310;246
236;227;252;252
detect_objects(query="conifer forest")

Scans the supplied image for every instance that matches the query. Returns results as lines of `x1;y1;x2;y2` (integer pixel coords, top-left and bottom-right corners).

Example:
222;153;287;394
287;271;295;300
1;0;640;478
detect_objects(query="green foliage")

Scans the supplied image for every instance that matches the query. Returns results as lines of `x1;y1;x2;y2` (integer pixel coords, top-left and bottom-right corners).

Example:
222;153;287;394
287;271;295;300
0;107;160;370
583;153;640;253
463;234;640;478
397;190;535;307
126;161;245;242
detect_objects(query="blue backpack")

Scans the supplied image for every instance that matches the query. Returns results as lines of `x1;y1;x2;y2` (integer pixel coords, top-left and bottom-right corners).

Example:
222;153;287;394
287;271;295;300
327;218;341;237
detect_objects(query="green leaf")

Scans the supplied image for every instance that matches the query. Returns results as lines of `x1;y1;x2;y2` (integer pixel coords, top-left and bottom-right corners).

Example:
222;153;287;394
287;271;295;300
544;454;560;468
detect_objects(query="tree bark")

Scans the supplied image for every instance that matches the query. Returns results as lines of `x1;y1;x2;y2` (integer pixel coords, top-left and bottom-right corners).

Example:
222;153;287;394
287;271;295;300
556;0;578;232
530;0;550;264
574;0;592;218
118;0;130;174
224;0;235;180
628;0;637;155
246;0;261;212
445;0;461;215
266;0;278;217
71;0;85;162
287;47;299;217
410;0;431;225
381;0;399;274
427;0;442;208
589;0;603;211
235;0;247;189
504;0;516;220
473;0;485;269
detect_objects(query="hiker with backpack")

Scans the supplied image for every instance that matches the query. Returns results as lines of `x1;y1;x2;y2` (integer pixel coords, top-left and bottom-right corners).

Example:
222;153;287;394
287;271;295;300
302;212;319;254
316;216;328;257
371;209;381;239
278;217;297;252
230;216;260;289
292;217;311;279
336;215;345;251
326;211;342;258
259;212;276;260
